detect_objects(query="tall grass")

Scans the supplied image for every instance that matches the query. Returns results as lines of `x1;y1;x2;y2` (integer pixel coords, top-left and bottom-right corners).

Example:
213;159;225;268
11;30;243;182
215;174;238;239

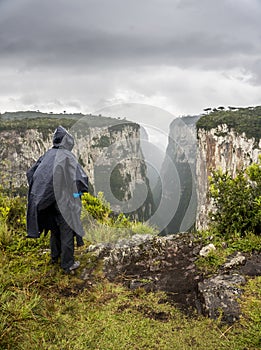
82;213;158;244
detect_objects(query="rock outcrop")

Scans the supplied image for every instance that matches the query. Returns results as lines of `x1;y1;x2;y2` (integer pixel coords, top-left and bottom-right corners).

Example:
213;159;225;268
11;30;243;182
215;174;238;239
84;233;261;323
86;233;203;313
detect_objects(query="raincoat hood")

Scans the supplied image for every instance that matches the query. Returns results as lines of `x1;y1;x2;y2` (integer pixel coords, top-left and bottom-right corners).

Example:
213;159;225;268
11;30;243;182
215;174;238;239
53;126;74;151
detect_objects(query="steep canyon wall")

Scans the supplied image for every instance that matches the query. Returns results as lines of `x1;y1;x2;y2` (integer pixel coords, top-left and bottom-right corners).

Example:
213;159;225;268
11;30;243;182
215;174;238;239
0;117;154;221
159;107;261;233
196;124;261;230
155;115;200;234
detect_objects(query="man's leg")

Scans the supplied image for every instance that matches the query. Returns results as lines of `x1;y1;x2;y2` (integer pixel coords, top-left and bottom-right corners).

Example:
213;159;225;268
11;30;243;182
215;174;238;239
59;221;75;270
45;205;61;263
55;214;75;270
53;204;81;272
75;233;84;247
50;229;61;263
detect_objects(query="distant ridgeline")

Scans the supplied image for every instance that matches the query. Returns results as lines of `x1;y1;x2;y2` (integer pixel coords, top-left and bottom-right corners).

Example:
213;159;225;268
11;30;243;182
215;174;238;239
0;110;139;135
0;111;154;222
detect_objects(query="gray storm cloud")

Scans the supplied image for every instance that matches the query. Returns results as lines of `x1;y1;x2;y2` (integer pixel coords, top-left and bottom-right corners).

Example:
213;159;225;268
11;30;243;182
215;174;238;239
0;0;260;69
0;0;261;117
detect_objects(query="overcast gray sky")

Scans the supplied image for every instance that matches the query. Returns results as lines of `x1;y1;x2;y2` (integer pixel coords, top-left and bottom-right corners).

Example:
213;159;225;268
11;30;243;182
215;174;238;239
1;0;261;132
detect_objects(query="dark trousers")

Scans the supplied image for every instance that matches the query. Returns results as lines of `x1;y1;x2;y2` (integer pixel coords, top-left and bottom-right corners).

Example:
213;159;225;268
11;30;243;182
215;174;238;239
75;233;84;246
50;207;75;270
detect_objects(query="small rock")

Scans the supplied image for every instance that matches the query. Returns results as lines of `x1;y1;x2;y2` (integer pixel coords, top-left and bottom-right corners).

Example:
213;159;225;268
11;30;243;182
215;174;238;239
87;242;113;257
224;252;246;269
199;244;216;257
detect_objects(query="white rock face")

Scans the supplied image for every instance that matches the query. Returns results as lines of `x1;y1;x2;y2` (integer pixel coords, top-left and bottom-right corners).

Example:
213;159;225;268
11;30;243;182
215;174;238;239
0;129;53;188
196;125;261;230
0;124;153;219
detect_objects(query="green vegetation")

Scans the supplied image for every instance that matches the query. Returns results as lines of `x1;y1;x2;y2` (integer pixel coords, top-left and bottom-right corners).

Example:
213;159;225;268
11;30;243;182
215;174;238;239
0;111;140;155
0;118;76;140
91;135;111;148
208;156;261;238
196;157;261;275
197;106;261;142
195;108;261;279
196;231;261;274
109;122;139;134
81;192;157;243
1;110;85;120
82;192;112;224
0;188;260;349
0;110;138;129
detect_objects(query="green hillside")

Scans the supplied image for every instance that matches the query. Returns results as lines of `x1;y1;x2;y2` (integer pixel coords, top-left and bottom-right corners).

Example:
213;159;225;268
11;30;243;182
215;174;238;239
197;106;261;141
0;110;138;133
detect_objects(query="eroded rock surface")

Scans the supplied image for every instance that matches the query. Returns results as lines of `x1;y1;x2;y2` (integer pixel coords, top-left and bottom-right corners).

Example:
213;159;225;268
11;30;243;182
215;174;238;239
198;274;246;323
87;233;203;313
86;233;261;323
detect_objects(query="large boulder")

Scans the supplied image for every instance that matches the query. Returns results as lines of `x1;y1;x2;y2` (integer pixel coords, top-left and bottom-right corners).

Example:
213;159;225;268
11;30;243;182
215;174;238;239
198;274;246;323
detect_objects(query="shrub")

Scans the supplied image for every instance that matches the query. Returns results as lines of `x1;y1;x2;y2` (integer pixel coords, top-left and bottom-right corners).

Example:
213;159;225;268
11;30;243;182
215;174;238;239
208;156;261;237
0;188;26;231
0;188;27;250
81;192;112;224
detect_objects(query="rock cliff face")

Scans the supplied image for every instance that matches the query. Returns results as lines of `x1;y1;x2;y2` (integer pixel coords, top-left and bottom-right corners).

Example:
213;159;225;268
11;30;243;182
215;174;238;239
157;107;261;233
196;125;261;230
0;118;154;221
0;128;51;189
156;115;200;234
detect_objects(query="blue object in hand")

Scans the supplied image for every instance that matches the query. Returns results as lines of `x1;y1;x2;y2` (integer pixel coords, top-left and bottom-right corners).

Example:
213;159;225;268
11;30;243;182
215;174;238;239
73;192;82;198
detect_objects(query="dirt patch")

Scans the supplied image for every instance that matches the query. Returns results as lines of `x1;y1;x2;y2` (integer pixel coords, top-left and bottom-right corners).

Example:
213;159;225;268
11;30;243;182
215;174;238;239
101;234;204;313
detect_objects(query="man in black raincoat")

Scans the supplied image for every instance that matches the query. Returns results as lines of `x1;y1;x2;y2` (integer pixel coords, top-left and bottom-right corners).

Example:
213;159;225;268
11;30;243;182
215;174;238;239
26;126;88;273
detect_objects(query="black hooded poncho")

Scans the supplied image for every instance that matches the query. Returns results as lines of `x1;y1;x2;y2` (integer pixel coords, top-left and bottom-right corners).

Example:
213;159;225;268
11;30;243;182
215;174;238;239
26;126;88;238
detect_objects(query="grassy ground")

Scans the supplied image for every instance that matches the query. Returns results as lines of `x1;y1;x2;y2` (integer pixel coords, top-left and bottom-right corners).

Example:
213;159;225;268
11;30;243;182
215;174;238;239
0;232;260;350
